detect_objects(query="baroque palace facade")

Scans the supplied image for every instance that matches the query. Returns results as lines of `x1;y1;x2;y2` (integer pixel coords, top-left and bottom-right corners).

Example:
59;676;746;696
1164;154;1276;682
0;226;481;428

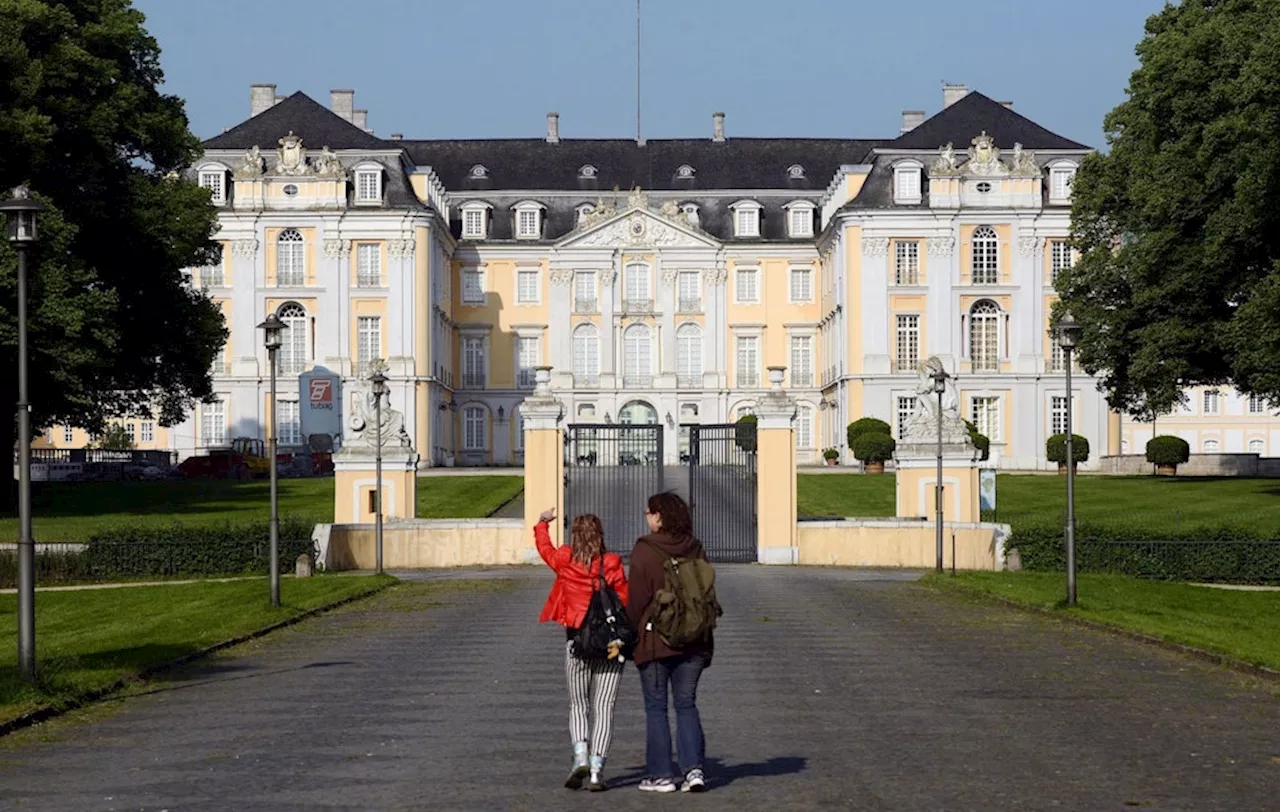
44;84;1280;468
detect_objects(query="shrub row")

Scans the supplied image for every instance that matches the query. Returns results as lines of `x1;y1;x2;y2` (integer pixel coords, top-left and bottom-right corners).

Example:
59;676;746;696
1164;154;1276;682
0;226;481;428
1009;523;1280;585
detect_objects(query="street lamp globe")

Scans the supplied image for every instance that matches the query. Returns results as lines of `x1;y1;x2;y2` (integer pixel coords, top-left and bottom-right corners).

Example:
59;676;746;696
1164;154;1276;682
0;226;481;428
257;313;284;352
0;186;46;244
369;369;389;398
930;365;949;394
1057;311;1081;350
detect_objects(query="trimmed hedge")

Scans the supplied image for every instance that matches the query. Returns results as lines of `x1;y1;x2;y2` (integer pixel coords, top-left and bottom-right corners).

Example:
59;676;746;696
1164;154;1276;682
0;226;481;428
964;419;991;461
734;414;758;453
847;417;891;449
852;432;896;463
1009;522;1280;585
1046;433;1090;464
1147;435;1190;466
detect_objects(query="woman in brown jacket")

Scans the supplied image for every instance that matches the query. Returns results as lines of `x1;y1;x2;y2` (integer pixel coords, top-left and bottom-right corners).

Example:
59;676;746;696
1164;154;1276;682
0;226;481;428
626;492;712;794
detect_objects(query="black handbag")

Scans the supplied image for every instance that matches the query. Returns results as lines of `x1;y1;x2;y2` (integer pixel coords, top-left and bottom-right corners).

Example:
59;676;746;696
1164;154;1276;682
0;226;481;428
571;556;637;662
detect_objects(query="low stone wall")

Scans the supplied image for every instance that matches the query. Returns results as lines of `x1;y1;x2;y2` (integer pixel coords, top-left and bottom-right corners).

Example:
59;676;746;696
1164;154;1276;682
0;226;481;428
316;519;532;570
795;519;1012;571
1098;453;1280;477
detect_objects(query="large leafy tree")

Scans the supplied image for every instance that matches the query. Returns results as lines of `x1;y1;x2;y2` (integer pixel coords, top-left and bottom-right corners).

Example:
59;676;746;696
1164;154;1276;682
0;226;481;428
1060;0;1280;415
0;0;226;461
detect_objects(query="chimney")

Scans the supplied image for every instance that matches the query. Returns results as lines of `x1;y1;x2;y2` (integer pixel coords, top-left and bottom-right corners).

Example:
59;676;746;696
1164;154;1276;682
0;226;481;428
352;109;369;132
999;100;1014;110
942;83;970;108
901;110;926;134
330;89;355;122
712;111;726;143
546;112;560;144
390;133;403;141
250;84;277;118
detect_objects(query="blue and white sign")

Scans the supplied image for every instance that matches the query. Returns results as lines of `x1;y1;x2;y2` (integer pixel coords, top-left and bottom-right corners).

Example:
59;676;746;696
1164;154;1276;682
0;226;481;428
299;367;342;448
979;468;996;512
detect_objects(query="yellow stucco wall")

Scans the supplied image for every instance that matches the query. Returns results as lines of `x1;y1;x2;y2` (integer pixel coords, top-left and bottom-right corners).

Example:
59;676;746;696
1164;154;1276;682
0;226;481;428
523;426;565;546
326;521;528;569
896;465;980;522
333;466;417;524
757;427;797;554
796;523;999;570
845;225;863;373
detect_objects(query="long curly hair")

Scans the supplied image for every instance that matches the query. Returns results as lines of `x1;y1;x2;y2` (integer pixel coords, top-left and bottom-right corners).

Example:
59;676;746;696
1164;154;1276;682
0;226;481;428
570;514;606;567
646;492;695;543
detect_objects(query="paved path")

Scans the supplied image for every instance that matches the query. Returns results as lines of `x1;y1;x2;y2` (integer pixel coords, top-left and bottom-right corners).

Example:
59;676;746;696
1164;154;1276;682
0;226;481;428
1;567;1277;810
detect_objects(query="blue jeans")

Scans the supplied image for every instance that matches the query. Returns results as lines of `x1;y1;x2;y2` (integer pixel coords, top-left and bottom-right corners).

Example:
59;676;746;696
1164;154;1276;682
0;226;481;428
638;654;707;779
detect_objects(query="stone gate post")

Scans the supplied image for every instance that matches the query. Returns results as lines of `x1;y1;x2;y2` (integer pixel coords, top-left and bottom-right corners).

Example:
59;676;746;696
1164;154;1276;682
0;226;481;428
520;366;566;546
756;366;799;564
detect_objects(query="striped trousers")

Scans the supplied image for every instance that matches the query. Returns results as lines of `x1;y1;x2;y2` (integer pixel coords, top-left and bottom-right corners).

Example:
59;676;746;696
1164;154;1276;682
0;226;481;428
564;641;625;758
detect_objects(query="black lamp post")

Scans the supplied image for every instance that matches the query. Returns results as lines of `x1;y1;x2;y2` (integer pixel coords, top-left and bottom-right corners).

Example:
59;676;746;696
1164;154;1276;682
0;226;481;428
370;369;388;576
929;363;951;573
258;313;284;607
2;186;45;682
1056;311;1083;606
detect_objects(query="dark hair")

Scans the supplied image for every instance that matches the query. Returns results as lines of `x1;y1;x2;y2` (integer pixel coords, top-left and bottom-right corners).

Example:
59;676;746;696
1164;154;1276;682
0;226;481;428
646;492;694;542
571;514;605;566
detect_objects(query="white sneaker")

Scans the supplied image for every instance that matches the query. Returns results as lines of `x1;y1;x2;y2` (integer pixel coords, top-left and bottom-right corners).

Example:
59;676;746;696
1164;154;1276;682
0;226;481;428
638;778;678;793
681;768;707;793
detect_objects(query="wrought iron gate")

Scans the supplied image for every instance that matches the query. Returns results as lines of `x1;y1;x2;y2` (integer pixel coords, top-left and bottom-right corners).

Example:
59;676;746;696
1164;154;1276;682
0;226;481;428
687;423;758;563
564;425;664;555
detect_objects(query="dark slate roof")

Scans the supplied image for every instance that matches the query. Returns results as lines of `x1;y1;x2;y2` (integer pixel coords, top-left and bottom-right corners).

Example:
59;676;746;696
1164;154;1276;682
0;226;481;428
403;139;880;191
890;91;1090;151
202;92;388;151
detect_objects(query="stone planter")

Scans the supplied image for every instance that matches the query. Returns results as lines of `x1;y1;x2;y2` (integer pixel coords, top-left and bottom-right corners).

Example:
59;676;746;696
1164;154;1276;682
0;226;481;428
864;461;885;474
825;458;838;467
1056;462;1078;474
1005;548;1022;572
1156;463;1177;476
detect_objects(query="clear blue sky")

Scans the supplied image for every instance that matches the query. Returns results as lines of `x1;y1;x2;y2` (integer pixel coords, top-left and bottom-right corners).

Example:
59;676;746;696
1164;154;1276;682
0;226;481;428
134;0;1164;146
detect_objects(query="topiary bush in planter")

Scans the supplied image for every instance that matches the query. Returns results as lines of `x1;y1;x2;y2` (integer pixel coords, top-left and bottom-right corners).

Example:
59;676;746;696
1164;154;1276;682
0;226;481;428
734;413;758;453
847;417;891;450
1147;435;1190;475
852;432;896;473
1046;433;1089;471
964;419;991;461
822;447;840;465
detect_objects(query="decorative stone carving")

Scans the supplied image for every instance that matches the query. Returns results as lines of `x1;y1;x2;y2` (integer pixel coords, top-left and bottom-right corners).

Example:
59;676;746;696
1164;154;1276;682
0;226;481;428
627;186;648;210
1017;236;1041;257
275;132;309;176
570;213;706;249
661;268;678;287
314;146;346;178
964;132;1005;177
927;236;956;256
346;359;412;450
600;269;618;286
903;357;969;443
932;143;960;175
862;237;890;257
235;145;265;178
549;268;575;286
659;200;680;219
1009;143;1039;177
232;239;259;257
387;239;415;258
323;239;350;258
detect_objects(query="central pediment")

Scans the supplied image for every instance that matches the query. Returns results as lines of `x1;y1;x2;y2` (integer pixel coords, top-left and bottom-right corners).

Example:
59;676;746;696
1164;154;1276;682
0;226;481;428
557;190;720;250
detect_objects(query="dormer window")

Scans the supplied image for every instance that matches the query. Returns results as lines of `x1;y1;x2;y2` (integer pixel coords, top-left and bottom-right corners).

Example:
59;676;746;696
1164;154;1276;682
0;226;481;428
354;165;382;204
730;200;762;238
676;164;696;180
513;202;545;240
681;203;700;228
893;161;923;205
198;168;227;205
469;164;489;179
784;201;815;238
460;202;491;239
579;164;598;179
787;164;806;180
1048;161;1077;204
575;203;596;226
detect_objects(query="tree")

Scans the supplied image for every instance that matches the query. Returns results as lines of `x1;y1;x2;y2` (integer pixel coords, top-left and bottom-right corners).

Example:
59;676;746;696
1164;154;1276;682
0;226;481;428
1045;433;1090;466
851;432;895;465
734;414;757;453
1059;0;1280;416
0;0;226;478
964;419;991;462
88;423;134;451
847;417;891;450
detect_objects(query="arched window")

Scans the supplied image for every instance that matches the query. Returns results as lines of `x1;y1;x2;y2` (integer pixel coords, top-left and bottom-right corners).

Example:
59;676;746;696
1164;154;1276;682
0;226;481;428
276;229;305;286
1203;438;1220;453
1249;438;1265;454
623;324;652;386
970;300;1001;371
676;324;702;386
971;226;999;285
276;303;308;375
572;324;600;386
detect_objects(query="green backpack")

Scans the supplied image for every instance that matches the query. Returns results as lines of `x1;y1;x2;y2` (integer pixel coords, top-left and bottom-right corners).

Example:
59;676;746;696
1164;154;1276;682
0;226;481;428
642;540;723;648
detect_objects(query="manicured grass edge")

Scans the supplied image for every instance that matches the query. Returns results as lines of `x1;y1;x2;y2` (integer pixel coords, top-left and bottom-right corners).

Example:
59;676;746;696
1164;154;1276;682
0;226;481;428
0;577;395;739
921;574;1280;683
484;488;524;518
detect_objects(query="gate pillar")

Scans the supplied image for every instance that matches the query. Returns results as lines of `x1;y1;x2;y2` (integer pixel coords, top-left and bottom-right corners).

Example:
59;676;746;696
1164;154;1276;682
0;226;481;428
756;367;798;565
520;367;566;546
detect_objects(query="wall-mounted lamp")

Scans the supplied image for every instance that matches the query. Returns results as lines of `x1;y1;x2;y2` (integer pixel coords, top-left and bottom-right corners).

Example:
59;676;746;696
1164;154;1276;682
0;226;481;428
497;405;506;422
665;411;674;429
604;412;612;424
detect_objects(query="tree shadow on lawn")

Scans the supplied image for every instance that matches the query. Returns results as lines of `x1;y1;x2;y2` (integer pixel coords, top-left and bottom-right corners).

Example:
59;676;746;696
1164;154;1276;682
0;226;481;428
609;756;807;789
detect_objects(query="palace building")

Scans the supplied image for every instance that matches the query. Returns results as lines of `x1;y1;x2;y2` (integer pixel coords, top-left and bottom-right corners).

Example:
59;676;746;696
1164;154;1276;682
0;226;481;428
42;83;1280;469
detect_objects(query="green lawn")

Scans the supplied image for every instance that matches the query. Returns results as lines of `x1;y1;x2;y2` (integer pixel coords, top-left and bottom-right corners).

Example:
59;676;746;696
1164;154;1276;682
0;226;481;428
798;473;1280;533
2;476;524;542
926;571;1280;672
0;574;393;724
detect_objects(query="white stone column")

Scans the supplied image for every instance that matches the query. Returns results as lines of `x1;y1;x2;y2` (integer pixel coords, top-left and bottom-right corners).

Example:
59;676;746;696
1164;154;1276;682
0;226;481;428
321;236;351;375
548;267;573;388
231;237;261;377
600;266;618;386
927;233;958;369
659;265;676;376
862;238;890;373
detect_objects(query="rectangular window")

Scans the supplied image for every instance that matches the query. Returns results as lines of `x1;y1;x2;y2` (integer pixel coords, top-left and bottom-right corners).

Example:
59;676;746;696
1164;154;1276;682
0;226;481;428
1051;395;1068;436
140;422;154;443
1050;334;1066;372
1203;390;1220;415
895;241;920;285
63;426;74;444
463;407;485;451
790;336;813;387
896;168;920;199
735;208;759;238
1050;240;1072;284
790;267;813;302
736;267;759;303
202;260;224;288
971;396;1001;442
356;171;380;202
356;316;381;374
895;315;920;372
517;336;539;388
1052;169;1074;200
462;208;486;238
516;209;540;239
515;409;525;452
574;272;596;313
463;338;486;388
199;171;225;204
1249;393;1266;414
789;208;813;238
461;268;485;304
736;336;760;388
516;267;539;304
278;400;301;445
896;395;916;440
625;264;650;308
678;272;700;311
677;329;701;385
573;328;599;384
125;422;136;444
201;400;227;447
356;243;381;287
796;408;813;449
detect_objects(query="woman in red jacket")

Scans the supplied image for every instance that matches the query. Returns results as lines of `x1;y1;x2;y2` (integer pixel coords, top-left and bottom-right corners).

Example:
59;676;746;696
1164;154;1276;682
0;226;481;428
535;507;629;792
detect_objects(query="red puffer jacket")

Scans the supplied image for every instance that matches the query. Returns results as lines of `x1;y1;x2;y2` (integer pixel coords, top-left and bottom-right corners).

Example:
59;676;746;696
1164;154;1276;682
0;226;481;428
535;521;628;629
